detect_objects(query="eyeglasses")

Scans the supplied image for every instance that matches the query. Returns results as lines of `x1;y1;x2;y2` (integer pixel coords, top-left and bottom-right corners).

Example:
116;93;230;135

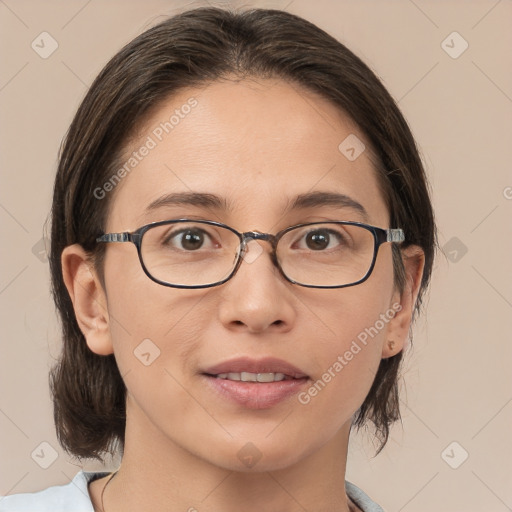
96;219;405;289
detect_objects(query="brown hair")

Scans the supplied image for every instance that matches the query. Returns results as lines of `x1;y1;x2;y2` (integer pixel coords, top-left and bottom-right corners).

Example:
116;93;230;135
49;6;436;461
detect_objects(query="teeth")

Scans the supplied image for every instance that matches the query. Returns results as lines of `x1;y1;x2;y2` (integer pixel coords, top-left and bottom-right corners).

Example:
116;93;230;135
215;372;287;382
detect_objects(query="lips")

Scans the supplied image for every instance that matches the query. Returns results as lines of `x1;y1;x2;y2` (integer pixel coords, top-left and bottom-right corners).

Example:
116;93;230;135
202;357;309;379
201;357;310;409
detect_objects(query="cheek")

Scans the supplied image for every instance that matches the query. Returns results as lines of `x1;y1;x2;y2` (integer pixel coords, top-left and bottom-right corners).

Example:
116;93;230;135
298;249;396;416
307;245;395;353
290;299;387;454
105;282;215;434
303;294;387;402
103;251;211;377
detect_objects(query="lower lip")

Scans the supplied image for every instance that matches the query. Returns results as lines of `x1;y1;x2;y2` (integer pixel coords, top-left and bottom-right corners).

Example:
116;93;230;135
202;375;309;409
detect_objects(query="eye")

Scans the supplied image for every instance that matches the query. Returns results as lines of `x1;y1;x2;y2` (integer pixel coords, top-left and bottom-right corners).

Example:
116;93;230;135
163;227;218;251
292;227;349;251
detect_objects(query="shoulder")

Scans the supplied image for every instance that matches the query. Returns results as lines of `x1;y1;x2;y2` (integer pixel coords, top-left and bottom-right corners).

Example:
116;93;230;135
346;480;386;512
0;471;107;512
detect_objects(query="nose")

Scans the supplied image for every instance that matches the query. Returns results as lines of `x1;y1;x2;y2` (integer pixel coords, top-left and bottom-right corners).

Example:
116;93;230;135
216;238;296;334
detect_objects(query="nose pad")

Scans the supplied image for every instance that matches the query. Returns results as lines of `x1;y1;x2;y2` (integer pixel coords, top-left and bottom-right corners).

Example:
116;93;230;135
240;237;266;265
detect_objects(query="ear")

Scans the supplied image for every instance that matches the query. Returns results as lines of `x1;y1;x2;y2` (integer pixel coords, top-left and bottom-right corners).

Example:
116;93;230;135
61;244;114;356
381;245;425;358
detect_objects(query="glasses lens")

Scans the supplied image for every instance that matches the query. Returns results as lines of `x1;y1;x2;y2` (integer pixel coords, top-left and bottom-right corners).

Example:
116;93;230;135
140;222;241;286
277;223;375;287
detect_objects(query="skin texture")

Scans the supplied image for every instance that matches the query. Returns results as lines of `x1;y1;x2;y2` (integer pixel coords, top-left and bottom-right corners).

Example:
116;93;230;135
62;78;424;512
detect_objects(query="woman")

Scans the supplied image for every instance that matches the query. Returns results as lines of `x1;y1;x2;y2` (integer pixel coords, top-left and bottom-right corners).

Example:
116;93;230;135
0;6;435;512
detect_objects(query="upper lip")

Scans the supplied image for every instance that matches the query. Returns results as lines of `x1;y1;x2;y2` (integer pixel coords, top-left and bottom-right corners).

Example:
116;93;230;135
202;357;309;379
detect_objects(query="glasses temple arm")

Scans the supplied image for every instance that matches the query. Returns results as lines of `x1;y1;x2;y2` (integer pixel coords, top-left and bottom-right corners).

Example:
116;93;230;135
96;233;131;243
386;229;405;243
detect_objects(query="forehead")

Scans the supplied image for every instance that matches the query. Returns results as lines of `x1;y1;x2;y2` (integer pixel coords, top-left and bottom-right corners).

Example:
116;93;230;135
107;78;389;231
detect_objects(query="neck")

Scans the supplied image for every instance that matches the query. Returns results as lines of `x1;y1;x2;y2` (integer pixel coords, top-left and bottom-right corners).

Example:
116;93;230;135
100;398;355;512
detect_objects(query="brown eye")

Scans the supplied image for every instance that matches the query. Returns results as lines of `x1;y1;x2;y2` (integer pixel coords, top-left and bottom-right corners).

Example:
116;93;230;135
293;228;347;252
305;230;331;250
162;228;214;251
178;229;205;251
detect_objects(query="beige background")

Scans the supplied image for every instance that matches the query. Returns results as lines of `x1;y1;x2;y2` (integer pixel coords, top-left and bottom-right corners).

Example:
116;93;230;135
1;0;511;510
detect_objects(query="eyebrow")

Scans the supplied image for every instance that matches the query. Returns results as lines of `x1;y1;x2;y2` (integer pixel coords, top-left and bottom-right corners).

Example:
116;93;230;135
144;190;369;222
145;192;229;213
288;191;369;222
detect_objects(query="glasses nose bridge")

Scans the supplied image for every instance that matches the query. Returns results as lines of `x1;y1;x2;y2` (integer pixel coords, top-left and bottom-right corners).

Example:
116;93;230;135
240;230;279;253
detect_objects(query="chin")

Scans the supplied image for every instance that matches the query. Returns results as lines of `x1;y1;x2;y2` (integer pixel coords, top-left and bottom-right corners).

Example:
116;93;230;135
202;436;316;474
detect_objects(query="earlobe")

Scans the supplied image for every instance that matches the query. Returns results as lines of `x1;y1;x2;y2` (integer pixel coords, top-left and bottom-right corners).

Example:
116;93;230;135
61;244;114;356
382;245;425;358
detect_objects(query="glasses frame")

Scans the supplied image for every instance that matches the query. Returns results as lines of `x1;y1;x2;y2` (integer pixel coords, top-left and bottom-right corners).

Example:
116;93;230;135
96;219;405;289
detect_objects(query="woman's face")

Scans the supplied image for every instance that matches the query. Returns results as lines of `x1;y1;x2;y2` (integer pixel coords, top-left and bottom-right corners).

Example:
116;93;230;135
83;78;410;471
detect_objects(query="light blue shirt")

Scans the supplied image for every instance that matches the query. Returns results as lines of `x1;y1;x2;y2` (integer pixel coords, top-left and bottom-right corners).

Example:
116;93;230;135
0;471;385;511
